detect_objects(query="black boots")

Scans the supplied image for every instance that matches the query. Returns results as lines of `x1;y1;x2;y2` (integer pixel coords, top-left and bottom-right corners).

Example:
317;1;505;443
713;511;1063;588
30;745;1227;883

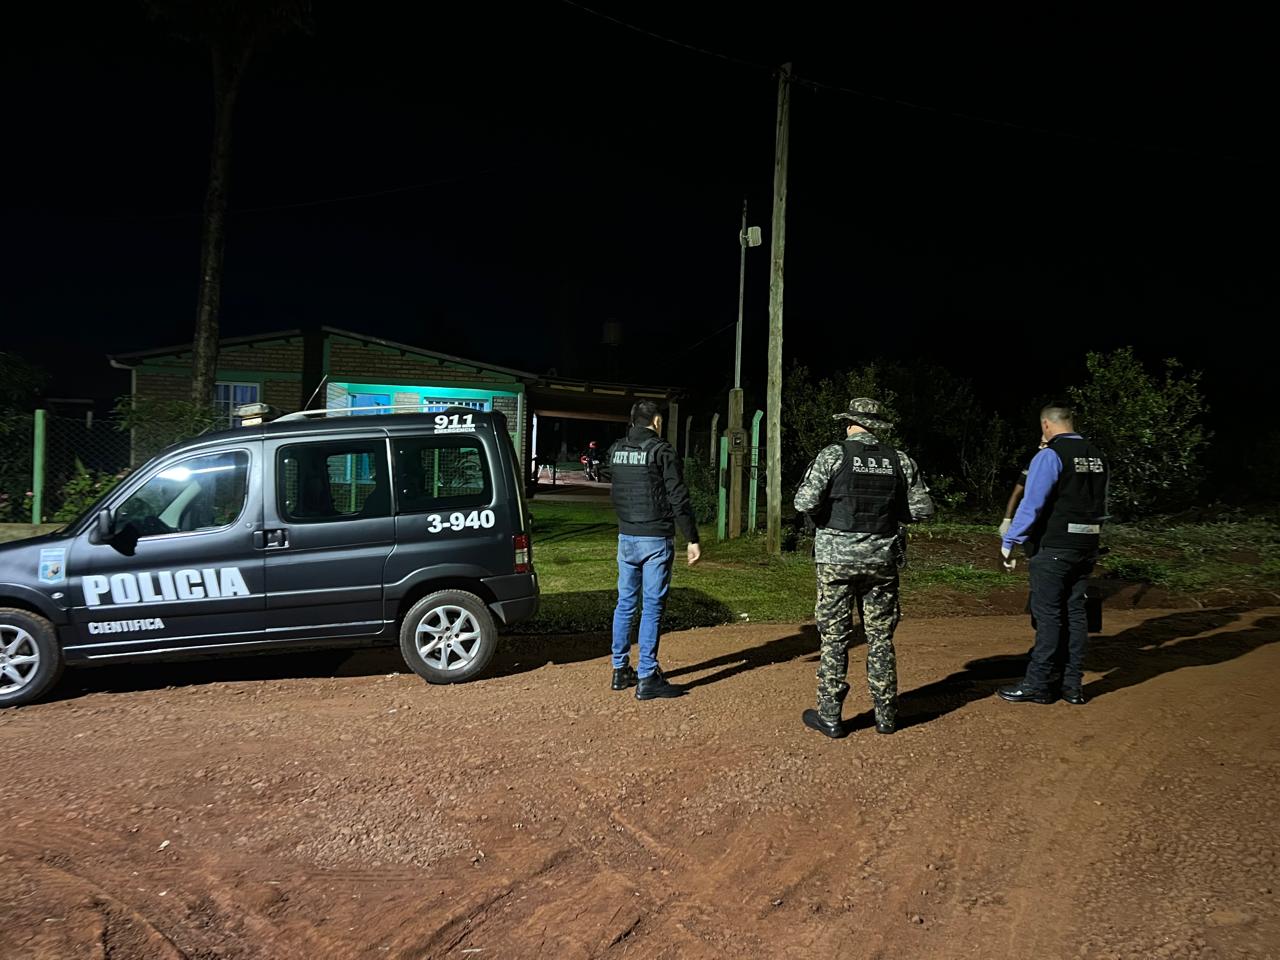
636;668;683;700
611;665;638;691
803;709;896;736
802;709;847;739
615;665;683;699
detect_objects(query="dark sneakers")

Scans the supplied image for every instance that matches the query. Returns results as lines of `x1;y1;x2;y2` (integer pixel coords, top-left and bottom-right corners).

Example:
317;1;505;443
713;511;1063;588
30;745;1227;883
636;668;684;700
802;709;847;739
998;684;1056;704
611;665;638;691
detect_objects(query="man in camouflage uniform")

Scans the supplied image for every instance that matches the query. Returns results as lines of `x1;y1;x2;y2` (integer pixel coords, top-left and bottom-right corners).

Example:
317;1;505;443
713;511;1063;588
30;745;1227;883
794;398;934;737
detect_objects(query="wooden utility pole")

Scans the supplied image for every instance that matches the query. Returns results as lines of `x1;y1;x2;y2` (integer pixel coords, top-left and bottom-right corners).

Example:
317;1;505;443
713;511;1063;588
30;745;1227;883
766;63;792;556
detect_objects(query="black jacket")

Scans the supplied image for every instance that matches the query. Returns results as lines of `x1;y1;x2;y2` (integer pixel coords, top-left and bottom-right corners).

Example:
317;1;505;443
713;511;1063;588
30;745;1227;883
607;426;700;543
1032;434;1109;553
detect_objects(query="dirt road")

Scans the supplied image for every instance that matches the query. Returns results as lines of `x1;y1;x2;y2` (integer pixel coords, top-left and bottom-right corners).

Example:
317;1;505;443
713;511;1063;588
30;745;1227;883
2;607;1278;959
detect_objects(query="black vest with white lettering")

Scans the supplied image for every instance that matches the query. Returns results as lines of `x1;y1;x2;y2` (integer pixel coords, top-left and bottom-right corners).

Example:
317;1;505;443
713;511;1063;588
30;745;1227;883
823;439;907;535
1034;435;1109;552
609;434;668;526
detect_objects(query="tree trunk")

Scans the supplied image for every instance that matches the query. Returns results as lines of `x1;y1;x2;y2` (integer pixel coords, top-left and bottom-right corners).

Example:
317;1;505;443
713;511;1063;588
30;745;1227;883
191;45;247;406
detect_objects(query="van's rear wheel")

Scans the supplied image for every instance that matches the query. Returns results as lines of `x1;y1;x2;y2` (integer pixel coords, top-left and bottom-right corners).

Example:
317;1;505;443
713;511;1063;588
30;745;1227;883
0;608;63;708
399;590;497;684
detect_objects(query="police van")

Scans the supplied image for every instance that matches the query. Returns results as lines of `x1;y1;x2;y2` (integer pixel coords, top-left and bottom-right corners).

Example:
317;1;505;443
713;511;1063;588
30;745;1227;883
0;405;538;706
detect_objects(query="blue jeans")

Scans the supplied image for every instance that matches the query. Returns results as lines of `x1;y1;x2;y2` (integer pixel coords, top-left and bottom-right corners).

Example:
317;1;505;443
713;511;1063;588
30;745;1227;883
612;535;675;678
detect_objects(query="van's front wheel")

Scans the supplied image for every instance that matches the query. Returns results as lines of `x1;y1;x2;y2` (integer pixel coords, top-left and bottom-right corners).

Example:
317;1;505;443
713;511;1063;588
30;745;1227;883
0;608;63;707
399;590;498;684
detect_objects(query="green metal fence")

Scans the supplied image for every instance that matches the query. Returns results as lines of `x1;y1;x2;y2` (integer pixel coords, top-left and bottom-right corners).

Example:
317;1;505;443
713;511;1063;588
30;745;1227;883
27;410;133;524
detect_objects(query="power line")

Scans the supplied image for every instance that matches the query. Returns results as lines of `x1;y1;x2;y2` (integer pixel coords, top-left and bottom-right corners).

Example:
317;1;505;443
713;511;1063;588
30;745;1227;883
557;0;764;70
674;318;738;359
557;0;1247;160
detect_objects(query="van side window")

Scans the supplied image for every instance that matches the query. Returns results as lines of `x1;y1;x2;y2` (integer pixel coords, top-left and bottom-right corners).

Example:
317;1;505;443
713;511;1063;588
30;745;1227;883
116;450;249;538
278;440;390;522
394;437;491;513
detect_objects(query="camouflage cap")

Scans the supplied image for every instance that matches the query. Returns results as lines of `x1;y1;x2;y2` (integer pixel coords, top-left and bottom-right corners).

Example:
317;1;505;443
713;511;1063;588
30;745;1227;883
832;397;892;432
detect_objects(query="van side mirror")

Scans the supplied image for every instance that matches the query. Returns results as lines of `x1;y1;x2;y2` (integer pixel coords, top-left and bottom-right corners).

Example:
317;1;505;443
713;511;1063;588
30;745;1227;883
96;508;114;541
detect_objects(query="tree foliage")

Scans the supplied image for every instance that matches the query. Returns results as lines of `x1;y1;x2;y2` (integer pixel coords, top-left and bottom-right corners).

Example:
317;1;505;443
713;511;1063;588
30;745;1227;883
1067;346;1209;518
781;360;1021;514
0;352;46;412
781;361;899;487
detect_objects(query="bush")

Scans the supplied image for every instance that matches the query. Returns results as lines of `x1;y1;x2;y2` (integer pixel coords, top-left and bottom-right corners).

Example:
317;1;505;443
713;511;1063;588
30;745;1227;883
781;360;1020;516
782;361;900;487
1067;347;1210;518
51;460;128;523
683;457;717;524
927;475;968;514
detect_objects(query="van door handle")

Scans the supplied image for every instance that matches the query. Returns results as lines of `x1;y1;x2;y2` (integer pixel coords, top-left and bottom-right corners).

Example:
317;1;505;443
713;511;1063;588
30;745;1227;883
255;529;290;549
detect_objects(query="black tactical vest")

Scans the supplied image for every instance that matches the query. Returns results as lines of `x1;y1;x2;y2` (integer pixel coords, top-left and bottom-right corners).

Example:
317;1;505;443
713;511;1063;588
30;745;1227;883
823;439;907;535
1034;435;1109;552
609;435;668;525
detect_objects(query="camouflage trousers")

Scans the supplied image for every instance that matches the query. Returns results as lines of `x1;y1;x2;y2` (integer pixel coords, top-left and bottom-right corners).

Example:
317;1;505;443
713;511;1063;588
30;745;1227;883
814;563;902;724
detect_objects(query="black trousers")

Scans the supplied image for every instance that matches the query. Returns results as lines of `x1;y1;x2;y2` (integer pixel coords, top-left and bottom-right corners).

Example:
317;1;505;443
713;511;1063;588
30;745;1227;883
1024;547;1095;692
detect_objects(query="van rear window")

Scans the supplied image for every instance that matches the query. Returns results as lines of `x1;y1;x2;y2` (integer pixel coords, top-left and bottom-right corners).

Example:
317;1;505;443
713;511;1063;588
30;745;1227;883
394;437;491;513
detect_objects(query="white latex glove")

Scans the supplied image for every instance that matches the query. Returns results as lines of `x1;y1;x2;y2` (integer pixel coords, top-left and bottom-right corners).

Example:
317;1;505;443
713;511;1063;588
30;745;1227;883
997;518;1012;536
1000;545;1017;573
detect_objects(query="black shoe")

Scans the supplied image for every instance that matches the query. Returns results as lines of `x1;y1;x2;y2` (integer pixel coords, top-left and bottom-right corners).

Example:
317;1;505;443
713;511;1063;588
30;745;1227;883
998;684;1055;704
611;665;638;691
875;718;896;735
802;709;847;739
636;668;684;700
1061;688;1086;705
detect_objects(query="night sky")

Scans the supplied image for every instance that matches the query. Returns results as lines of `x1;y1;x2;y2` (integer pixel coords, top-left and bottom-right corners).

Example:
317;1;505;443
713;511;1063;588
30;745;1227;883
3;2;1274;433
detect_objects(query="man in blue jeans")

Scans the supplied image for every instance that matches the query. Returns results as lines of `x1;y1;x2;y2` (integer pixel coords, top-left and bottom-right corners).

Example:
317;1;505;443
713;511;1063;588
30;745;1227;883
607;400;702;700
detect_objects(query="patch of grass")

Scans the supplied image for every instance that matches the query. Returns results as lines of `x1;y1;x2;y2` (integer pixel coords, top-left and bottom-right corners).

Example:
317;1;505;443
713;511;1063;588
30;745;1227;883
909;563;1007;592
1100;517;1280;596
1096;555;1176;585
912;520;995;542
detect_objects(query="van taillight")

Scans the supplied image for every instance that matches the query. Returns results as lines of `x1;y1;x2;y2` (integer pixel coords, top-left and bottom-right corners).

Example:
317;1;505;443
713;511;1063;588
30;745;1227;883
513;533;532;574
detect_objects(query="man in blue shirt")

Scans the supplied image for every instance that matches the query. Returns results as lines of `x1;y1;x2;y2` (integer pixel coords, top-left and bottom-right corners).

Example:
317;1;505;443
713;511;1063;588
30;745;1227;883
998;406;1108;705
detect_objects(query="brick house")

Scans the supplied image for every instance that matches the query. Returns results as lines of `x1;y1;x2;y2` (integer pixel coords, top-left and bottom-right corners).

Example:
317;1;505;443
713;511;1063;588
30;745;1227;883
108;327;682;469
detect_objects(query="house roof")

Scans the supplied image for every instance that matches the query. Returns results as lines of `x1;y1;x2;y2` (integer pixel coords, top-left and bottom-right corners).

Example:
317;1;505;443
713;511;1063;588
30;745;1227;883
319;326;540;380
108;329;304;365
108;326;682;400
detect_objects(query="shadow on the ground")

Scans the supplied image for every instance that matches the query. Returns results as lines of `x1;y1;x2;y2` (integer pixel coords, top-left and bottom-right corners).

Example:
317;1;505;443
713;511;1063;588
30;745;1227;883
667;624;821;690
897;607;1280;726
666;606;1280;730
517;588;734;636
46;646;383;702
531;521;616;544
1081;609;1280;700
